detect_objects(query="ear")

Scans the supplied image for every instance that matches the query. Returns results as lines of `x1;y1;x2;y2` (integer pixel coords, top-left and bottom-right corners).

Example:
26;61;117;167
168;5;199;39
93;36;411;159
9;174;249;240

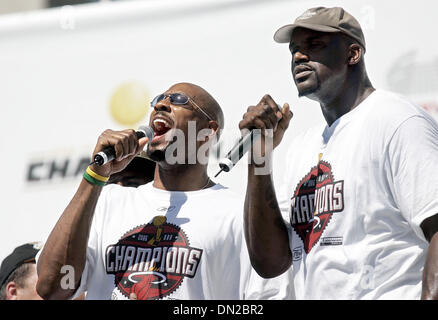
204;120;219;142
6;281;18;300
348;44;362;66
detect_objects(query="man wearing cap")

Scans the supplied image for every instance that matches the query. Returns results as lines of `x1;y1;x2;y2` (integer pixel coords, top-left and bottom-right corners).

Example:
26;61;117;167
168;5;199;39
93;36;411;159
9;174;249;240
0;243;42;300
240;7;438;299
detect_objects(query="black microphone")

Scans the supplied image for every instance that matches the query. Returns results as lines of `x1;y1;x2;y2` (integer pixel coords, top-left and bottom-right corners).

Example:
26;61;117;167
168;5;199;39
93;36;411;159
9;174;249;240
92;125;154;166
215;130;261;177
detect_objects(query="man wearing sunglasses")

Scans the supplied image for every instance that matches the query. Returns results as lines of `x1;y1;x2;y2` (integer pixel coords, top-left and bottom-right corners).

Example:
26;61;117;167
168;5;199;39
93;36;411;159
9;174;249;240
36;82;292;300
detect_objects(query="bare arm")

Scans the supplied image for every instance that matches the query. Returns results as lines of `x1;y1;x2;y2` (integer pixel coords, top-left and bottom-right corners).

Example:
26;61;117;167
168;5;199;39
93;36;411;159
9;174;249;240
36;180;102;299
36;129;149;299
421;214;438;300
244;164;292;278
240;95;293;278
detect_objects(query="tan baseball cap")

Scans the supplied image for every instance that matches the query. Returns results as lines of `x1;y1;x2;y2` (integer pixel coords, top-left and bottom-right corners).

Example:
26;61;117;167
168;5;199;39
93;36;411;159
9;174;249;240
274;7;366;51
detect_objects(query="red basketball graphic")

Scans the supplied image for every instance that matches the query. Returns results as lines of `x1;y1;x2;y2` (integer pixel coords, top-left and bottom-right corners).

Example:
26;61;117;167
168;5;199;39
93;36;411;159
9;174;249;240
290;161;344;253
105;216;203;300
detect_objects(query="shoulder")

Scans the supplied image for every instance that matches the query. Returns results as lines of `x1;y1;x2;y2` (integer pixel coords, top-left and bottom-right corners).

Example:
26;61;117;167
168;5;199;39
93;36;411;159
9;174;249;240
209;184;243;200
204;184;244;213
206;184;245;220
94;182;152;218
282;122;325;159
372;89;415;107
100;182;147;202
370;89;433;123
281;121;326;153
362;89;438;140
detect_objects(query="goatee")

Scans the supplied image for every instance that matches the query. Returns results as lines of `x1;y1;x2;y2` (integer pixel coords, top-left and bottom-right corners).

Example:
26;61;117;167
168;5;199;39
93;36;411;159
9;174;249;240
146;148;166;162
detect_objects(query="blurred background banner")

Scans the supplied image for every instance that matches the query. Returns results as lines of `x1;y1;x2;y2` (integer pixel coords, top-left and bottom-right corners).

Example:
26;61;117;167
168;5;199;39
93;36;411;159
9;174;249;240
1;0;437;261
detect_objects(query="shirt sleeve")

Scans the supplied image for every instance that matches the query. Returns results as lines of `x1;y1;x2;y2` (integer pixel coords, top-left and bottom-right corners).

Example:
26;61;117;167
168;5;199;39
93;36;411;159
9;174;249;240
244;266;296;300
387;115;438;241
277;179;290;220
275;145;293;226
240;206;296;300
274;142;297;245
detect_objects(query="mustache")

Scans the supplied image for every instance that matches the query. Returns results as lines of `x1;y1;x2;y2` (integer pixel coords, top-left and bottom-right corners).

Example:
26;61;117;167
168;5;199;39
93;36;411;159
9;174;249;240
152;111;173;119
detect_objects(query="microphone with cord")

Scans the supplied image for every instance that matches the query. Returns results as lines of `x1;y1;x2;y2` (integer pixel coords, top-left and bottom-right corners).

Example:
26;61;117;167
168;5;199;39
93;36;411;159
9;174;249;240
214;129;262;177
91;125;155;166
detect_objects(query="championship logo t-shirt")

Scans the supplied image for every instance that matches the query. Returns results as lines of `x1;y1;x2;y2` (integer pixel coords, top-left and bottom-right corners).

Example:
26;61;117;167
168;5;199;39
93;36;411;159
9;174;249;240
278;90;438;299
65;183;293;300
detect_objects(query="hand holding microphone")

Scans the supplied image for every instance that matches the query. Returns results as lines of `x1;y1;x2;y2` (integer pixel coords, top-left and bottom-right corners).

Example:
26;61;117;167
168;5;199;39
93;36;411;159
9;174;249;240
92;125;154;166
215;95;292;177
239;94;292;152
90;125;154;178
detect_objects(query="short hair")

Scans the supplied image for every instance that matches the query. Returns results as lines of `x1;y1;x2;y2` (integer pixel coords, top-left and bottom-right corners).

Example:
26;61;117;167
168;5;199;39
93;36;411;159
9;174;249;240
0;262;34;300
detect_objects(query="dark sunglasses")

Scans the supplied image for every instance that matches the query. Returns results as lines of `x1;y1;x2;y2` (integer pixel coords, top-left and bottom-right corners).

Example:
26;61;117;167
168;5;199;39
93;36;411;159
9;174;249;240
150;93;213;121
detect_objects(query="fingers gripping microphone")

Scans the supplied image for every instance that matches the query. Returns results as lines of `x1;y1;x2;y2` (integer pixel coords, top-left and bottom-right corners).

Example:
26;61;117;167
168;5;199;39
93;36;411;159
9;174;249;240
92;125;154;166
215;130;261;177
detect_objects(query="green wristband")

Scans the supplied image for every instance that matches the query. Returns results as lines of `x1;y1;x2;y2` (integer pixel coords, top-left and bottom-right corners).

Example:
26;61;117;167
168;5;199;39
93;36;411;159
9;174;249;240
83;171;107;187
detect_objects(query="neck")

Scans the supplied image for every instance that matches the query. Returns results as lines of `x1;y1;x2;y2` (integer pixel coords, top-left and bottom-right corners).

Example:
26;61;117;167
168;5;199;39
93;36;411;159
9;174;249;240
152;163;213;191
320;68;375;126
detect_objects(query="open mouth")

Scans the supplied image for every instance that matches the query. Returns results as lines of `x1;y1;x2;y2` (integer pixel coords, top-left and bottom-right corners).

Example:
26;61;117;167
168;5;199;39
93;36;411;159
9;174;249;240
151;117;173;139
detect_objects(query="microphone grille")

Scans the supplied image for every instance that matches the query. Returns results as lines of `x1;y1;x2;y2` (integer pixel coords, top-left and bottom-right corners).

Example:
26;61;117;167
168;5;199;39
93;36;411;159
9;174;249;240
138;125;155;140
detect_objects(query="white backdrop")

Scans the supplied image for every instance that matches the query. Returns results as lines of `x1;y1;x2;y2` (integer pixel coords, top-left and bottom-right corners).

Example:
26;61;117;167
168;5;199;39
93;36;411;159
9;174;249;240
1;0;438;261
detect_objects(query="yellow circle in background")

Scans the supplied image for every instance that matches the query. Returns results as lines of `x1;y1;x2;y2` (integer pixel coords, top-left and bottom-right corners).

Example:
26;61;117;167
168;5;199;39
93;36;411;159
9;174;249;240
109;82;150;127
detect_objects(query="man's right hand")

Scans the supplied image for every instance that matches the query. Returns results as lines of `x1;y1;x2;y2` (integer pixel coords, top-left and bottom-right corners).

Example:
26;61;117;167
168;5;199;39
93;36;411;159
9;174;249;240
37;128;150;299
238;94;293;159
90;129;150;178
240;95;293;278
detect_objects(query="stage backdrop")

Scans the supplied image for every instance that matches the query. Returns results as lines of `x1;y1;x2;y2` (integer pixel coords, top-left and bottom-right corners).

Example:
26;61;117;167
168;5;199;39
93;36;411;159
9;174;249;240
1;0;437;260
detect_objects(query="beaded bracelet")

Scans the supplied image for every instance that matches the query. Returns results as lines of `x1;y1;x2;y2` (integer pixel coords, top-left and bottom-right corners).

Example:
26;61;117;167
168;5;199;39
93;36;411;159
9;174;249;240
83;166;109;187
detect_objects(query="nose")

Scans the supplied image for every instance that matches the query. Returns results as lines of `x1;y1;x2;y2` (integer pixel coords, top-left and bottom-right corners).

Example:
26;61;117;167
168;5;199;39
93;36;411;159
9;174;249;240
153;97;172;113
293;50;309;64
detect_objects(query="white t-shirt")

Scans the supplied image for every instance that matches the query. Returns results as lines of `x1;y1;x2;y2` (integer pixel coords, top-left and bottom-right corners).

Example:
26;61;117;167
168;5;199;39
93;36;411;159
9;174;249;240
66;182;293;300
278;89;438;299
